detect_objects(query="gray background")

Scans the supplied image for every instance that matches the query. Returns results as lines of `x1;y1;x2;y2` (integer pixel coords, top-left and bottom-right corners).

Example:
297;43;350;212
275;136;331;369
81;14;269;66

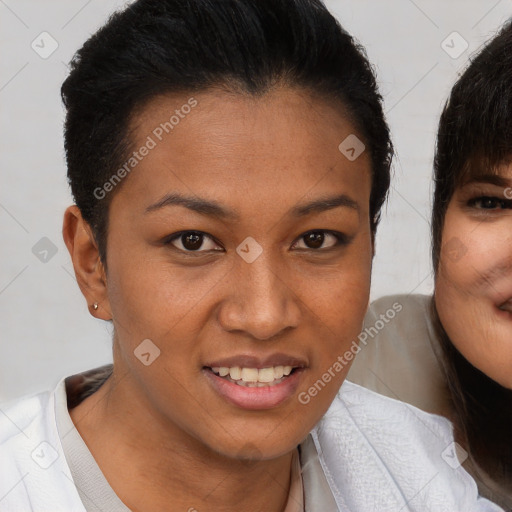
1;0;511;401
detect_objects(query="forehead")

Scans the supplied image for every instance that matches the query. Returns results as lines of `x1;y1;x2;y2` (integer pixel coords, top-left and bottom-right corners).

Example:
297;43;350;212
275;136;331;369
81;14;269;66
114;86;372;215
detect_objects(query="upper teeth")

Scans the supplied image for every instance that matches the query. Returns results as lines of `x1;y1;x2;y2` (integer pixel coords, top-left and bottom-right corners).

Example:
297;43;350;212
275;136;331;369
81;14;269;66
211;366;294;383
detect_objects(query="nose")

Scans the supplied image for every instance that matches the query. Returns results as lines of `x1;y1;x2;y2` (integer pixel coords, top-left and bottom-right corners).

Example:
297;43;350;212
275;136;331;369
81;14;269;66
217;255;301;340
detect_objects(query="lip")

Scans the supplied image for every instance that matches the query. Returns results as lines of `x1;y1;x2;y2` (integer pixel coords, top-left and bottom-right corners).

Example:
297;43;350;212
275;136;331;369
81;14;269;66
498;298;512;313
204;353;308;370
203;366;305;410
496;303;512;320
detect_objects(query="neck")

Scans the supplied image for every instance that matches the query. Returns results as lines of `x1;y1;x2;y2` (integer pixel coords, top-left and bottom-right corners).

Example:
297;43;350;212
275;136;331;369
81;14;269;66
69;367;296;512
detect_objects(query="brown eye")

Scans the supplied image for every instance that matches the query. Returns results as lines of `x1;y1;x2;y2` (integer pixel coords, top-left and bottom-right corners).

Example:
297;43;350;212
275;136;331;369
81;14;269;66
292;230;346;250
480;197;501;209
469;196;511;210
304;231;325;249
181;232;203;250
165;231;222;252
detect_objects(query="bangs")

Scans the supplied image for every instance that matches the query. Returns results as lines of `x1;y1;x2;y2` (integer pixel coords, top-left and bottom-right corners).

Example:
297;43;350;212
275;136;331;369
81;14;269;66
457;153;512;187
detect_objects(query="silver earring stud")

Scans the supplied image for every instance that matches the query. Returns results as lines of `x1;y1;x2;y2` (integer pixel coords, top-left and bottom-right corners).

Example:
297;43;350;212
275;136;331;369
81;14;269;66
92;302;99;310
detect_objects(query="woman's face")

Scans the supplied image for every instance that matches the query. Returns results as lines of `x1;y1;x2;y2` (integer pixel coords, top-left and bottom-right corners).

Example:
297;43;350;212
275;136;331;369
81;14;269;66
102;87;373;459
436;163;512;389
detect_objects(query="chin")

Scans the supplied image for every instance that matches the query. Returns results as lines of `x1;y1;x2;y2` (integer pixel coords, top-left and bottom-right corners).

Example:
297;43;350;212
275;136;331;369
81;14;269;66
209;430;303;462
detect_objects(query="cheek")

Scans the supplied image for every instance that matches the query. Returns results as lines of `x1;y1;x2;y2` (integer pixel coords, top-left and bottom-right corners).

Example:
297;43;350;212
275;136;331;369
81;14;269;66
438;220;509;296
322;268;370;332
300;243;372;376
436;212;512;384
300;234;371;316
295;268;369;420
105;240;219;343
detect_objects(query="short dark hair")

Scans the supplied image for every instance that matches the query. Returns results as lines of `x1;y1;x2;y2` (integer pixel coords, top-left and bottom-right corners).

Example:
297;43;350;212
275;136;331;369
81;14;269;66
62;0;392;268
431;21;512;494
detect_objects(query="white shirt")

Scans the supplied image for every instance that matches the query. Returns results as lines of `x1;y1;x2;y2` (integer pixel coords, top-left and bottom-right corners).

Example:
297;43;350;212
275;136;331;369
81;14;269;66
348;294;512;508
0;371;504;511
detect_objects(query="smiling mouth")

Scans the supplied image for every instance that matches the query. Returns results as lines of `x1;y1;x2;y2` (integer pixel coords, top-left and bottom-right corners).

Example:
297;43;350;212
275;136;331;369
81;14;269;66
206;366;298;387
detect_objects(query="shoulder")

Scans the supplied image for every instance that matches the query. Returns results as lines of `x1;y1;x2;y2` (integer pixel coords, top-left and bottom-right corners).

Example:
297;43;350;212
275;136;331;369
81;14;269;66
311;381;503;511
0;388;52;448
330;379;450;441
358;293;434;357
348;293;450;415
364;293;432;329
0;380;85;511
358;293;434;361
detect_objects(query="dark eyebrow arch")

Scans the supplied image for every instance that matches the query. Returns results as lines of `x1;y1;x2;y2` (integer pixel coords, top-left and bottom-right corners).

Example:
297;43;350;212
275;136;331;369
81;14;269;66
291;194;359;216
144;192;359;219
145;193;239;220
463;174;512;188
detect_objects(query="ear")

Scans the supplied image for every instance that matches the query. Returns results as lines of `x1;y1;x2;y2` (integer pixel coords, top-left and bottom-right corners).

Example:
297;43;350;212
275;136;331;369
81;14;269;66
62;205;112;320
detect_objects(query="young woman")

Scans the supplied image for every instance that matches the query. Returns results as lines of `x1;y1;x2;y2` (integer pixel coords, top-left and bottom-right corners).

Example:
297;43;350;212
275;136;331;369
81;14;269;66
350;21;512;510
0;1;501;510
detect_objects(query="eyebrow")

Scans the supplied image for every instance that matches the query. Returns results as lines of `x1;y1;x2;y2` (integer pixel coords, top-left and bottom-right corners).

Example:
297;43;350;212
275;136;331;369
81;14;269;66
463;174;512;187
144;192;359;219
291;194;359;216
145;193;237;220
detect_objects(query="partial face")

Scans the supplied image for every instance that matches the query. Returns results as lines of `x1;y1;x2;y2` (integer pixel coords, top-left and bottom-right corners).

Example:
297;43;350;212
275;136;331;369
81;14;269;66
103;87;373;459
436;163;512;389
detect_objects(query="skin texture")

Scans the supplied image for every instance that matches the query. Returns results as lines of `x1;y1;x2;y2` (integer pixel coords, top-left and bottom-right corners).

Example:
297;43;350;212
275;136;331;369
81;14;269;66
436;163;512;390
62;86;373;511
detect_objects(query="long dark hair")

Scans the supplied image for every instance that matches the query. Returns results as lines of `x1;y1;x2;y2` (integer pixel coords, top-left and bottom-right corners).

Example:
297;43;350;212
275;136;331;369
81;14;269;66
430;302;512;488
432;21;512;492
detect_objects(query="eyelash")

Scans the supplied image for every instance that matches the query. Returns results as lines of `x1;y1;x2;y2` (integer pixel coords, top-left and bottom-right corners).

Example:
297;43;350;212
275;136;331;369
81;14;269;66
162;230;350;254
467;196;512;210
